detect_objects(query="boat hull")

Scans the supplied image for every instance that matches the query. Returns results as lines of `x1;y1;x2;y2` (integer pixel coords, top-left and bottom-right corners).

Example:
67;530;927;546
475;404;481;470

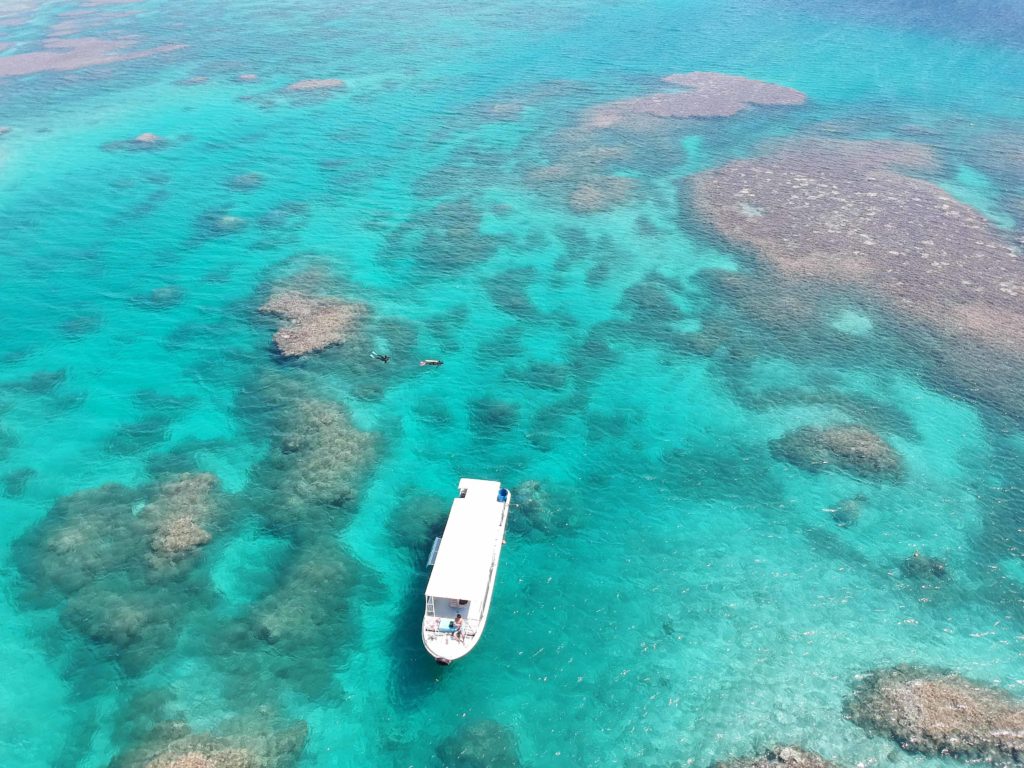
421;480;510;664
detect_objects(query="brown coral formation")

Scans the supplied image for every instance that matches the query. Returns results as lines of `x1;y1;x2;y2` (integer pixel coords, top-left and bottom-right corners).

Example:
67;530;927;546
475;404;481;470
588;71;805;128
103;132;171;152
846;665;1024;763
196;210;247;236
0;36;183;78
13;473;220;663
112;717;307;768
711;746;840;768
254;396;376;535
770;425;905;482
568;176;635;213
259;291;363;357
286;78;344;92
689;138;1024;412
145;473;218;566
249;541;359;649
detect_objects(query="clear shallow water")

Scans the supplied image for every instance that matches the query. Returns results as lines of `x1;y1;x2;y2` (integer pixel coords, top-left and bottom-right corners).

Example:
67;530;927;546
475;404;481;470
1;0;1024;766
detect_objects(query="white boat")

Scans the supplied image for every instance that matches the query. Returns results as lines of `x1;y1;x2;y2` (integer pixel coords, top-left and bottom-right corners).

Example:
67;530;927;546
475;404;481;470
422;478;511;665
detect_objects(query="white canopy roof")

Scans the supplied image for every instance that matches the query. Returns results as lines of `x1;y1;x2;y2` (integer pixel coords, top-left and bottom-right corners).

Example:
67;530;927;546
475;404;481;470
424;479;504;606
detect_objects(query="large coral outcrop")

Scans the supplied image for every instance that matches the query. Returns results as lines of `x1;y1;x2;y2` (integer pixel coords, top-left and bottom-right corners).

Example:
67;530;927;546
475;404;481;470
770;425;905;482
846;665;1024;763
249;541;360;650
588;72;805;128
259;291;363;358
258;398;376;533
111;717;307;768
689;138;1024;412
143;473;218;567
13;474;220;664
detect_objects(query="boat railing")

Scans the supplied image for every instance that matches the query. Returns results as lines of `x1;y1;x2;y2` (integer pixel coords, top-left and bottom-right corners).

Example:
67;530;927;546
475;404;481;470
425;617;476;640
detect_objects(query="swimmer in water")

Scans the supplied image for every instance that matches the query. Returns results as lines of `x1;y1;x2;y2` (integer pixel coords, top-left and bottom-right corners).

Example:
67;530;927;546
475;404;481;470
419;359;443;367
370;352;390;363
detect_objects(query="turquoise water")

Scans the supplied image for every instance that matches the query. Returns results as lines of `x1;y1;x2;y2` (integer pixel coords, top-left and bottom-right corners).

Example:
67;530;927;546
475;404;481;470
2;0;1024;765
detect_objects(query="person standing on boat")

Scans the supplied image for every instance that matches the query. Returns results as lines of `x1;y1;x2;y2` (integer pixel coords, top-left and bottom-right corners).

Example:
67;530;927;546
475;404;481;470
454;613;464;640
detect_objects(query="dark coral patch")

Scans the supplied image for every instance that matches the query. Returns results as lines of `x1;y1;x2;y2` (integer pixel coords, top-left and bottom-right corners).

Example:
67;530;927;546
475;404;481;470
436;720;521;768
711;746;841;768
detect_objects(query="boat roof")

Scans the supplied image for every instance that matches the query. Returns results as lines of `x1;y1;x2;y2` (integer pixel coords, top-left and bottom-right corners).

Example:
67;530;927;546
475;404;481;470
424;479;504;605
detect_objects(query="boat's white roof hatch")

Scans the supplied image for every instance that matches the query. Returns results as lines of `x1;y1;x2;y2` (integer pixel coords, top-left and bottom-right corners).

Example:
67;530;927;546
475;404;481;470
424;479;504;607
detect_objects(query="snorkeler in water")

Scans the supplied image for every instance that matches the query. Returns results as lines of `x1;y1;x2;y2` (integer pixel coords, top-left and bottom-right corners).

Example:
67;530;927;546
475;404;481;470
370;351;391;363
419;359;443;367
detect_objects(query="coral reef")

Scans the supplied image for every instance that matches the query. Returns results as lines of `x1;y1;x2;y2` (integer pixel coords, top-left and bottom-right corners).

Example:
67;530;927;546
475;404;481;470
770;425;905;482
387;197;502;268
470;398;520;431
900;551;947;580
0;37;183;78
103;133;171;152
61;313;103;337
711;746;840;768
62;584;171;649
248;541;360;650
825;494;866;528
227;172;264;190
689;138;1024;413
846;665;1024;763
213;538;372;697
286;78;345;91
143;473;218;567
134;286;184;310
388;491;449;551
525;140;642;217
510;480;567;535
259;290;364;357
111;716;307;768
436;720;521;768
196;210;248;237
6;367;66;394
587;72;805;128
256;397;376;534
107;413;174;455
2;466;35;497
568;176;634;213
14;474;220;665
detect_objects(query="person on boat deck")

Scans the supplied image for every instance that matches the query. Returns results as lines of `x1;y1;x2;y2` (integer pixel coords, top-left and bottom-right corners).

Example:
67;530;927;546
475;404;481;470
454;613;464;640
